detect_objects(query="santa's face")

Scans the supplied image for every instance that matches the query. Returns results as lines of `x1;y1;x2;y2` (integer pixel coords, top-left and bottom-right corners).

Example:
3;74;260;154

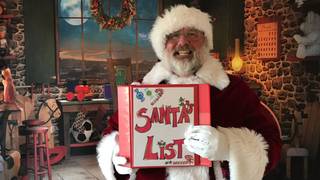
164;28;206;77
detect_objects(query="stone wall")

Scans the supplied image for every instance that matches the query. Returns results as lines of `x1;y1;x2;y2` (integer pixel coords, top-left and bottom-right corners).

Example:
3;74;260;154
238;0;320;122
1;0;25;86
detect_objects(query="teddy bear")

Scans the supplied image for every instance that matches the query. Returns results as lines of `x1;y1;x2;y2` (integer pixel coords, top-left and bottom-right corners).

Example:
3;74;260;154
293;11;320;59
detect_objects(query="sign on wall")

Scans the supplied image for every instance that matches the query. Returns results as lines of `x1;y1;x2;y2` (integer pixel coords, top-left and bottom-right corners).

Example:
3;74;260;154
257;17;280;60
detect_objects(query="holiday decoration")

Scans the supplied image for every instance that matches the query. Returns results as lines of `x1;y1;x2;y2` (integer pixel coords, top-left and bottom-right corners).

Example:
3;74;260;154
65;84;92;101
71;111;93;143
90;0;136;30
293;11;320;59
118;84;211;168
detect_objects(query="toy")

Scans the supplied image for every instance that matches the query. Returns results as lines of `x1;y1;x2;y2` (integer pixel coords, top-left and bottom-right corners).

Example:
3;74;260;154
293;11;320;58
71;111;93;143
0;25;10;57
66;81;92;101
1;67;15;103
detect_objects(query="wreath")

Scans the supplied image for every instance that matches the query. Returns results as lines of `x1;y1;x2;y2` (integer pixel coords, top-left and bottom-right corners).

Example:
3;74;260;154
90;0;136;30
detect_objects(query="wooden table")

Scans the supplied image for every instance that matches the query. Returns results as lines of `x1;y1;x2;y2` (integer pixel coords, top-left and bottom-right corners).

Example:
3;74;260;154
58;99;112;159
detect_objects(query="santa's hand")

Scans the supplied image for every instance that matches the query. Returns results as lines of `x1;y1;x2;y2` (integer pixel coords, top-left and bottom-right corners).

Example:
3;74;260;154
184;125;229;161
112;143;133;175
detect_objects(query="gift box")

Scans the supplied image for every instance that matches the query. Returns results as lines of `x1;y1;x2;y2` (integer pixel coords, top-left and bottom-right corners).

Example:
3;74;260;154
118;84;211;168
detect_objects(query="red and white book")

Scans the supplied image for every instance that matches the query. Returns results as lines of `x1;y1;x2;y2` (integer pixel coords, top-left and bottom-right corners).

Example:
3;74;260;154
118;84;211;168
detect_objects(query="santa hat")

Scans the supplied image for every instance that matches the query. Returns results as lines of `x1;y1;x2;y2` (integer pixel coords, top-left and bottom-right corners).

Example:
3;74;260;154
149;5;213;61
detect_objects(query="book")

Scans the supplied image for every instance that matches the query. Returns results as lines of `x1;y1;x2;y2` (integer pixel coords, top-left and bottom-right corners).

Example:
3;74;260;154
118;84;211;168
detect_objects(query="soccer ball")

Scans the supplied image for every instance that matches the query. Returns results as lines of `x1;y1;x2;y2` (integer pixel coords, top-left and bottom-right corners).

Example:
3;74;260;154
71;112;93;143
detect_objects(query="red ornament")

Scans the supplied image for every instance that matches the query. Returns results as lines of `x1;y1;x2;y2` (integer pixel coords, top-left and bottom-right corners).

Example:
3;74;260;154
75;85;83;93
77;92;85;101
66;92;74;101
82;85;90;94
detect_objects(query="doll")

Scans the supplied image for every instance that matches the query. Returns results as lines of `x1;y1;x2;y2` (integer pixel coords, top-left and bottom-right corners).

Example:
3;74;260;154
0;25;9;57
2;67;15;103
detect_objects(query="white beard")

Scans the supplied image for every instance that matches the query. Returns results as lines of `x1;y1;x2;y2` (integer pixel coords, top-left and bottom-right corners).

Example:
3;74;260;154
142;46;230;90
163;46;208;77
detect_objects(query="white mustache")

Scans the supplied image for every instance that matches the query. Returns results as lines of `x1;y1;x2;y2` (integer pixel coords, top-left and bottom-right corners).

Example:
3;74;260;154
173;45;194;56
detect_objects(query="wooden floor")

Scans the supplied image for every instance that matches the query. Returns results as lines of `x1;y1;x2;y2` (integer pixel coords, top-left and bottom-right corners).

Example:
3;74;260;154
52;155;104;180
39;155;105;180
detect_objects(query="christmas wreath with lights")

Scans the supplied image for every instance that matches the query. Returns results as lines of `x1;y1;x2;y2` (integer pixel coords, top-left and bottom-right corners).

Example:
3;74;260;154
90;0;136;30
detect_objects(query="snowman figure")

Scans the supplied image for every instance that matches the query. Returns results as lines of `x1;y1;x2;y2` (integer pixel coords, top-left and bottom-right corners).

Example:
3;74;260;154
293;11;320;58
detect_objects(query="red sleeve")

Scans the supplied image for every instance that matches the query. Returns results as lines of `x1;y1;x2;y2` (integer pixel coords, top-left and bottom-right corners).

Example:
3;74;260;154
102;110;119;136
213;75;281;173
231;77;282;172
238;82;281;172
247;103;282;172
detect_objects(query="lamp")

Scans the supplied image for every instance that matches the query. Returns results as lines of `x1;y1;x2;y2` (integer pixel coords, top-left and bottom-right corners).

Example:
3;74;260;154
231;38;243;72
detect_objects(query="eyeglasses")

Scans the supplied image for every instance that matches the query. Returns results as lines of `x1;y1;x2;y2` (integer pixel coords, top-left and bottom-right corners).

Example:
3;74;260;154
166;29;205;42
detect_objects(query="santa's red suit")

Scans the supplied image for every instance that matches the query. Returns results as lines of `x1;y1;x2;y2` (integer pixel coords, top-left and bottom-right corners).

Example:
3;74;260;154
97;5;281;180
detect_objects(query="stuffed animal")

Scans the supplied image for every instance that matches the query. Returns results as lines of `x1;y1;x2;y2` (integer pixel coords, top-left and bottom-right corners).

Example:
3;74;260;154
293;11;320;58
1;67;16;103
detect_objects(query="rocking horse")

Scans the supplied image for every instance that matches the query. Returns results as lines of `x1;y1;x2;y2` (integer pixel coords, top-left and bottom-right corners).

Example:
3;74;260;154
35;98;67;165
17;93;67;166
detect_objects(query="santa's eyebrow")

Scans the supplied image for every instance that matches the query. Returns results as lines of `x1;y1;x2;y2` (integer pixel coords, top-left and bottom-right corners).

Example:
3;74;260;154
166;29;204;39
166;31;180;39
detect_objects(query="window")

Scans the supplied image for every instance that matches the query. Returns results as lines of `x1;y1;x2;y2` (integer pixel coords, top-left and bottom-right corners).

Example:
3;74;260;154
57;0;158;84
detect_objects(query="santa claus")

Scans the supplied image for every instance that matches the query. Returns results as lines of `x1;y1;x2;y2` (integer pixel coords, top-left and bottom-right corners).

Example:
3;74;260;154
97;5;281;180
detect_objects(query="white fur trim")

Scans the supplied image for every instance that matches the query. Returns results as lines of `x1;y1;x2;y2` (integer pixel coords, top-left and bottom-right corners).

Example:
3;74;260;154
149;5;213;61
196;57;230;90
218;127;269;180
96;131;118;180
142;58;230;90
166;166;209;180
142;62;172;84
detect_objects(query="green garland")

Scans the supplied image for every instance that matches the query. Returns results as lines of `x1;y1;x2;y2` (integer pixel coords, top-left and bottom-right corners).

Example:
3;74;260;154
90;0;136;30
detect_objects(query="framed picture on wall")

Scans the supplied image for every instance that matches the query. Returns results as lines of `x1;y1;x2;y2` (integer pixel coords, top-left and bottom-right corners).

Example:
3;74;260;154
257;17;280;60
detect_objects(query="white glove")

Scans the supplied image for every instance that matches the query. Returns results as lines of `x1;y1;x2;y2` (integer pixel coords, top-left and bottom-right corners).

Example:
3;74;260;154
184;125;229;161
112;141;133;175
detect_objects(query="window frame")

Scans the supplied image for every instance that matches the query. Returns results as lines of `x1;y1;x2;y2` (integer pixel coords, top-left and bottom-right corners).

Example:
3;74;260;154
55;0;162;85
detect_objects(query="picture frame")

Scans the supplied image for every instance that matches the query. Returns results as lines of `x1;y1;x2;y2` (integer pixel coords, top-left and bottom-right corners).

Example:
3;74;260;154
257;17;280;60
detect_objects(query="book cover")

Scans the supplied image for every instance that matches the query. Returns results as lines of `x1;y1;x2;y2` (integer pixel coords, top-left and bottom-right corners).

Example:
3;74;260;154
118;84;211;168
